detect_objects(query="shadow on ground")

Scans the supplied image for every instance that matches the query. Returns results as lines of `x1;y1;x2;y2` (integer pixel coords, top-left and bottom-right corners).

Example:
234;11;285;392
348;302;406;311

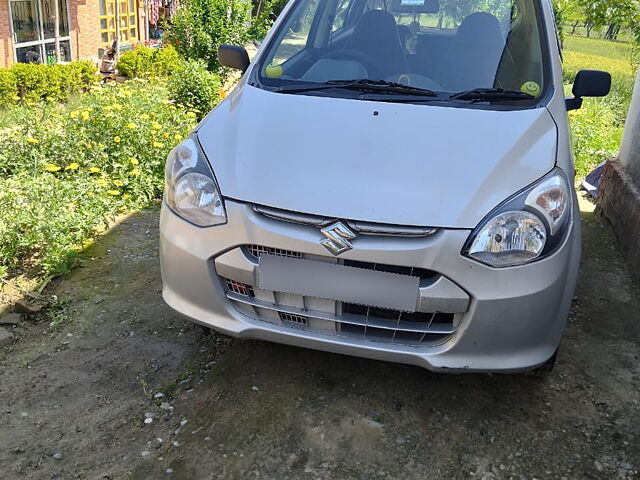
1;197;639;480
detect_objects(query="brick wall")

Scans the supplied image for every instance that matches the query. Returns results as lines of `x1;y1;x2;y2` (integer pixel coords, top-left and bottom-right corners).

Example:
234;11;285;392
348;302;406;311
0;0;13;68
70;0;101;63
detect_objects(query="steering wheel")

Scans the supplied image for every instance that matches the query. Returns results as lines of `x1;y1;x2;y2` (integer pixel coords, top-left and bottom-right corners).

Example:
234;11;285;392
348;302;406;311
318;49;381;79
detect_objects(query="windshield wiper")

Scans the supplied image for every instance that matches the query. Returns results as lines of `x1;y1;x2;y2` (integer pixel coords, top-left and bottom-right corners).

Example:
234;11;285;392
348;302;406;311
275;79;437;97
450;88;535;102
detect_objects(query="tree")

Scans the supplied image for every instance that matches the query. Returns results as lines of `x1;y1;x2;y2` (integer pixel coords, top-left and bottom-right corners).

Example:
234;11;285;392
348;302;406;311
166;0;252;73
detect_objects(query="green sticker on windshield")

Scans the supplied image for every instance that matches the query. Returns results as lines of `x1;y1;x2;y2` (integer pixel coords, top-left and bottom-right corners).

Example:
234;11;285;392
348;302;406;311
520;81;541;97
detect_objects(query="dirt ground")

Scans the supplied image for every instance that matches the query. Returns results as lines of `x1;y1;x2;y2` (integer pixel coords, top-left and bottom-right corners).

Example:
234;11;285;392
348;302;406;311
1;196;639;480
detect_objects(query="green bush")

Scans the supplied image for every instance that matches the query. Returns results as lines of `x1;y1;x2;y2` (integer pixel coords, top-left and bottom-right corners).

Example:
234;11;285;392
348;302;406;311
0;80;201;276
166;0;252;73
168;60;221;119
116;45;181;78
8;61;98;104
0;69;18;108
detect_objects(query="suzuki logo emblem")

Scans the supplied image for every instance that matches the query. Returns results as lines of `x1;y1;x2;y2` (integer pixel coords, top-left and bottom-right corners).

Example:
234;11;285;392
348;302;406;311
320;221;357;255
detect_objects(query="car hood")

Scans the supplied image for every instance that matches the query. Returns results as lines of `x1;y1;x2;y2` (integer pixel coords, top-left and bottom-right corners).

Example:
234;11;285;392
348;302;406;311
197;85;557;228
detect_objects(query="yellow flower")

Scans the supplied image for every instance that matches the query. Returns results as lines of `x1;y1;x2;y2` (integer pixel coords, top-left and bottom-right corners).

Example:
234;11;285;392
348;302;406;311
126;122;137;130
70;110;80;119
130;157;139;165
218;89;227;99
102;105;112;111
113;180;123;187
65;162;79;170
162;132;169;139
174;134;182;141
113;136;121;143
26;137;40;144
139;113;150;120
89;167;101;173
186;112;196;118
81;111;90;121
96;178;108;186
44;163;61;172
153;142;164;149
130;169;140;176
150;129;158;135
112;104;122;111
107;190;121;196
46;96;55;102
151;122;162;130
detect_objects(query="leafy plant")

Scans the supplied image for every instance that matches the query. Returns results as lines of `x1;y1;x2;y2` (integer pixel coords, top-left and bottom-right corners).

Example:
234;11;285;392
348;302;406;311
168;60;222;119
117;45;181;78
166;0;252;73
0;69;18;108
5;61;98;104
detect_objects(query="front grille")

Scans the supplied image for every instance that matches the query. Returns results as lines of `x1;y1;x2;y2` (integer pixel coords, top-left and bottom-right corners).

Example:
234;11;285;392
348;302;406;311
246;244;302;259
221;278;456;347
244;245;436;281
280;312;308;326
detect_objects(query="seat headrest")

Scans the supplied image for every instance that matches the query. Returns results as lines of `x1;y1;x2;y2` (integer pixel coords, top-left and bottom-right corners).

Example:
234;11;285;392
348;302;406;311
457;12;503;42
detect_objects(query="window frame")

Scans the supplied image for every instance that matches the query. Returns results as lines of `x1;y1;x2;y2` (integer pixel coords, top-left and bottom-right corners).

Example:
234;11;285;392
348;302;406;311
8;0;73;64
99;0;139;46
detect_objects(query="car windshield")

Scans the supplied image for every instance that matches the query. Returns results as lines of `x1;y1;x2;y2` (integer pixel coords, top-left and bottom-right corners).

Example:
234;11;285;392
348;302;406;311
256;0;549;105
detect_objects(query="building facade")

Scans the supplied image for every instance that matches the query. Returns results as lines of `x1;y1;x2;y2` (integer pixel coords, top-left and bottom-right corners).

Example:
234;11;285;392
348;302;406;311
1;0;152;68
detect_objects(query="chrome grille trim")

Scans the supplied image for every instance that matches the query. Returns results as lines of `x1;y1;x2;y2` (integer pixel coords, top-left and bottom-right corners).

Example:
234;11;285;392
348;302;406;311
242;245;437;282
253;204;438;238
226;291;456;335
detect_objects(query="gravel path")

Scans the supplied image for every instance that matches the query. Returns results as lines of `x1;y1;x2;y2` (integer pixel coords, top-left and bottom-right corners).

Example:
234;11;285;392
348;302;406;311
0;197;639;480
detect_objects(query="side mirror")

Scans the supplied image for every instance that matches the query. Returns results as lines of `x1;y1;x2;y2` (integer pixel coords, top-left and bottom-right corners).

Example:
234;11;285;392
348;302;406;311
218;45;250;73
566;69;611;111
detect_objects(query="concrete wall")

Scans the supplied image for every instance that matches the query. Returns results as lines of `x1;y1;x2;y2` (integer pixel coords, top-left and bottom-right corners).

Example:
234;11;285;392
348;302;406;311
618;68;640;186
596;66;640;284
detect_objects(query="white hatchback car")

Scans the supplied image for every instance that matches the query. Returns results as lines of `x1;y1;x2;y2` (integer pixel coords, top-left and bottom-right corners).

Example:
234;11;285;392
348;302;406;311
160;0;610;372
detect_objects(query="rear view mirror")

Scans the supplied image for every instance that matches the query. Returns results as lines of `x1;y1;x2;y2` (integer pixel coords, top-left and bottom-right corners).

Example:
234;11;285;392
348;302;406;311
218;45;250;73
391;0;439;13
566;69;611;111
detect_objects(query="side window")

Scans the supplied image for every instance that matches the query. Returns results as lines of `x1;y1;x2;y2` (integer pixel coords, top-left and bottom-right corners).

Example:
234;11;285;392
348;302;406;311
331;0;352;31
271;0;321;64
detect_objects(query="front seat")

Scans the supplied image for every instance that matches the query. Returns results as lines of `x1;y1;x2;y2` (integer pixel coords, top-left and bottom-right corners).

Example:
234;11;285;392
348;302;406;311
348;10;408;78
444;12;506;91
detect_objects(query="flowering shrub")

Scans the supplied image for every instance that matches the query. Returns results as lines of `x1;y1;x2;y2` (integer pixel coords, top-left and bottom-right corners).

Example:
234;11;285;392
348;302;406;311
0;80;200;277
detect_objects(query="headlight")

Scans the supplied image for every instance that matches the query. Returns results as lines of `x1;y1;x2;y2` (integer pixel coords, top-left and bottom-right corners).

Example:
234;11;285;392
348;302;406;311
164;136;227;227
463;169;572;267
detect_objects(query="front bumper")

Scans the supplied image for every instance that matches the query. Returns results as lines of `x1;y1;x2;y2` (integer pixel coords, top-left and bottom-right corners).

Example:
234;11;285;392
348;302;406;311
160;199;580;373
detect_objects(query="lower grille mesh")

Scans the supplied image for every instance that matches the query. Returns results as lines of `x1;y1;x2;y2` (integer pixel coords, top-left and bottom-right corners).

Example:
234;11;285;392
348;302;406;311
222;278;455;347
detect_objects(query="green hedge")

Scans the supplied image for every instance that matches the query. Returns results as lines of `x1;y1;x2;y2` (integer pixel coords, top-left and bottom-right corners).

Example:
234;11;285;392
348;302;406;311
0;60;98;107
116;45;181;78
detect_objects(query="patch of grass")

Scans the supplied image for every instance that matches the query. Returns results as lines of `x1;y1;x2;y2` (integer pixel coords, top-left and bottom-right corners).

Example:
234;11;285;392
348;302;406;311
46;295;71;330
563;35;637;179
